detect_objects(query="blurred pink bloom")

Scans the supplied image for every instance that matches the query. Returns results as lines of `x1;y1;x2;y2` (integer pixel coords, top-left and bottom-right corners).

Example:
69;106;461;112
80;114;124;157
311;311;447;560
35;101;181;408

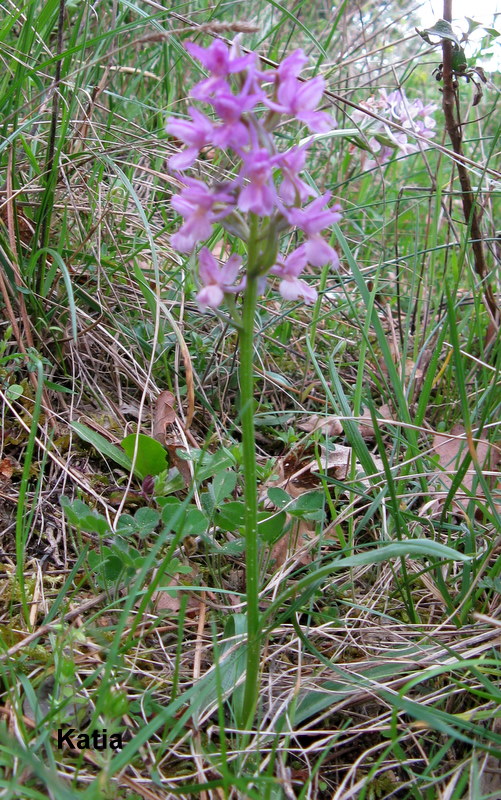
267;75;335;132
352;88;436;169
277;49;308;80
196;247;245;308
238;149;280;216
171;179;234;252
271;246;317;304
166;107;215;170
287;192;341;231
187;39;256;101
287;194;341;266
278;146;316;204
186;39;255;77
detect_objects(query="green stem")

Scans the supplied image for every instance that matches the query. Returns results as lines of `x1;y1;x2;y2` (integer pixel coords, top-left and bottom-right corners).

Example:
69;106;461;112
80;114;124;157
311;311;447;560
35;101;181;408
239;215;261;729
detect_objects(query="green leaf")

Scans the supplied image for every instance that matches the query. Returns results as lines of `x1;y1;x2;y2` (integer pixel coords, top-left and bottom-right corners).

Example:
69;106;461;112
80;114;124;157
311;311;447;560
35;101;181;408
6;384;24;401
214;502;246;532
257;511;287;543
44;380;74;394
290;491;325;520
116;508;160;538
267;487;292;509
478;576;501;592
175;506;208;537
177;447;235;482
218;540;245;556
121;433;169;479
265;370;293;387
88;549;125;588
465;17;483;34
60;496;110;536
418;19;460;44
71;422;133;473
160;499;208;538
210;469;237;505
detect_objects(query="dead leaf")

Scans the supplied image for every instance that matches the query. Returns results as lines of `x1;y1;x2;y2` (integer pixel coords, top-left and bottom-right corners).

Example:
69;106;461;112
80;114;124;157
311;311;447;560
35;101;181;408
270;517;312;568
298;415;343;437
152;574;198;615
432;424;500;496
153;391;192;485
153;391;176;443
0;457;15;480
358;404;393;440
304;444;352;481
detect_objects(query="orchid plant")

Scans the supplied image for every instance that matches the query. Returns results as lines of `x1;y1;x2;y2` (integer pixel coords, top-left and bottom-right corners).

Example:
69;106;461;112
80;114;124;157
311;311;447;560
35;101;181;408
166;37;341;728
351;87;437;169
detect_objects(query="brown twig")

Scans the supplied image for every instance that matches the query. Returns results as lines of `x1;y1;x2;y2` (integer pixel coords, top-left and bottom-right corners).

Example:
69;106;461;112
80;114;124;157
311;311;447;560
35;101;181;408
441;0;499;324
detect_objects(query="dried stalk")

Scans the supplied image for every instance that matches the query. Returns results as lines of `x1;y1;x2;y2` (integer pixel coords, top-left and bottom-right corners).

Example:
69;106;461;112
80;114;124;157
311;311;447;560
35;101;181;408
441;0;498;324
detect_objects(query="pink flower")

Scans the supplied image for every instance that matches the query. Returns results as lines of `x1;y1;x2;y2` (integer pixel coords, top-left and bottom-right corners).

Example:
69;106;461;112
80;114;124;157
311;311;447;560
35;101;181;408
210;78;264;147
166;39;344;301
166;107;215;170
237;149;280;216
188;40;257;102
287;193;341;233
267;75;335;132
271;246;317;304
278;145;316;205
287;193;341;266
171;179;234;252
196;247;245;308
186;39;255;77
277;49;308;80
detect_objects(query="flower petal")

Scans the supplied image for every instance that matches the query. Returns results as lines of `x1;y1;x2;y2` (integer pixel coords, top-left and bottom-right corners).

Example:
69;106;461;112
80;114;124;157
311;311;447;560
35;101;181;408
168;147;199;171
279;277;317;304
197;284;224;309
198;247;220;284
220;253;242;284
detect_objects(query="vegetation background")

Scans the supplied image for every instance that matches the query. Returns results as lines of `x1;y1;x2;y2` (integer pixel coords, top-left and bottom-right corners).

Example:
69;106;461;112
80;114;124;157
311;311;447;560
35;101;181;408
0;0;499;798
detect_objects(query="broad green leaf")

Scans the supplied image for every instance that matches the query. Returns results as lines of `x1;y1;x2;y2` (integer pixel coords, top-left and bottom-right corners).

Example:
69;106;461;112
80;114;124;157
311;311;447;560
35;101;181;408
465;17;483;34
289;491;325;520
257;511;287;543
210;469;237;505
418;19;460;44
267;487;292;508
121;433;169;479
214;502;246;532
174;506;208;537
6;383;23;400
116;508;160;538
71;422;132;472
160;499;208;537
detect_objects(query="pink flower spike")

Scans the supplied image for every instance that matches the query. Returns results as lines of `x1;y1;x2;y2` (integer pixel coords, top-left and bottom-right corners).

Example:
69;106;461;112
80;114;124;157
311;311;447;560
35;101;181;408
197;284;224;309
266;75;335;132
271;245;308;278
280;74;325;116
196;247;244;309
271;247;317;304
